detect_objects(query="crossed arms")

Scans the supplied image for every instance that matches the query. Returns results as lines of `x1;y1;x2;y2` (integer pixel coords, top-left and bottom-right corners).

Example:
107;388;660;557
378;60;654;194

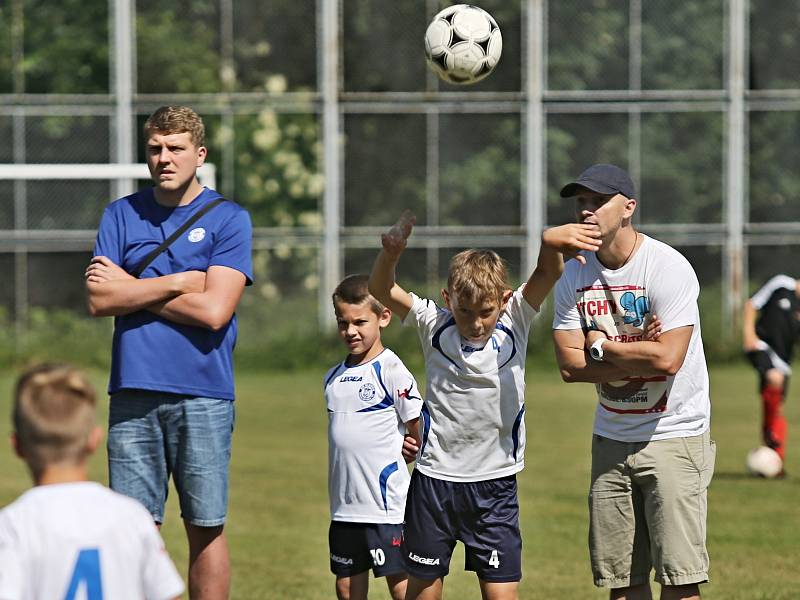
86;256;246;331
552;322;692;384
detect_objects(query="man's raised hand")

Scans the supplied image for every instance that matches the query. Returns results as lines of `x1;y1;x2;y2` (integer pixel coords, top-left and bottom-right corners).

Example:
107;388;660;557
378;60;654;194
542;223;602;265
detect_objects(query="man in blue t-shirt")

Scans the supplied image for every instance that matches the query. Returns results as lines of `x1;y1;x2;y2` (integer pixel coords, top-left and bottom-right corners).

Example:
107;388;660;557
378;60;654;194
86;105;253;599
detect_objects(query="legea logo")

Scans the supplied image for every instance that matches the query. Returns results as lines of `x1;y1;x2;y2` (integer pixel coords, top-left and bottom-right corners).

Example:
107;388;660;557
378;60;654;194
188;227;206;243
408;552;440;565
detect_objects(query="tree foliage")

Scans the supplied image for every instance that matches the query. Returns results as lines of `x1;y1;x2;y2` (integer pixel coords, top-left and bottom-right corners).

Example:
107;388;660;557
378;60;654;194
21;0;109;94
3;0;800;312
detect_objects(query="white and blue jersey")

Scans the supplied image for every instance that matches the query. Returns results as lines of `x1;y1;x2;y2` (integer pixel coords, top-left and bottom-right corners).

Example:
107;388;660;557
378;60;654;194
0;482;184;600
325;349;423;524
94;187;253;400
404;286;538;483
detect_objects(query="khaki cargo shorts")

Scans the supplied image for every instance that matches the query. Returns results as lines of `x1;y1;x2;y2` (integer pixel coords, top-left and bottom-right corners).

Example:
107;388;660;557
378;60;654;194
589;430;716;588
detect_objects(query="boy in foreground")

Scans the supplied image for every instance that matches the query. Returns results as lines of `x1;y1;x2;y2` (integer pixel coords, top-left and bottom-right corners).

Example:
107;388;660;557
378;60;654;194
369;212;600;600
0;363;184;600
325;274;423;600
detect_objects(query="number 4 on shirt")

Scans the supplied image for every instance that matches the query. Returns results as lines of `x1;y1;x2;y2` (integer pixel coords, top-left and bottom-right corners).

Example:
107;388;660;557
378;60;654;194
63;548;103;600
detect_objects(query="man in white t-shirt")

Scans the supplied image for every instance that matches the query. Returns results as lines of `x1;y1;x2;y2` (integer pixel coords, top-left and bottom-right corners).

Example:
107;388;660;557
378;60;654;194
552;164;715;600
0;364;184;600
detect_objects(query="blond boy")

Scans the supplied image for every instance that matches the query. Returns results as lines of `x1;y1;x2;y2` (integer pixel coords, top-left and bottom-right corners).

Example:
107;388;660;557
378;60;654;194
0;364;184;600
325;275;423;600
369;212;600;600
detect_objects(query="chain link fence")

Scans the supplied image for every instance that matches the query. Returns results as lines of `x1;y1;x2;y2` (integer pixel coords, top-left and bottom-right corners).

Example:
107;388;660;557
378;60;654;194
2;0;800;362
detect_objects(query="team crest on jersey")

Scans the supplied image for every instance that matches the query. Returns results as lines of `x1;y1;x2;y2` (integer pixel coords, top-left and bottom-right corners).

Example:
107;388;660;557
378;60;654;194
358;383;376;401
187;227;206;242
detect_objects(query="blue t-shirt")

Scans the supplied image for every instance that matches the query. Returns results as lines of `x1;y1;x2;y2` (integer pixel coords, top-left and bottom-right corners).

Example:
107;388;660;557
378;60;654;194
94;187;253;400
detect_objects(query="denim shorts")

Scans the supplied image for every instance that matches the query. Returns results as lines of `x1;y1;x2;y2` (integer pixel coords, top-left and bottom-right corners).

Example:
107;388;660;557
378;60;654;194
108;389;235;527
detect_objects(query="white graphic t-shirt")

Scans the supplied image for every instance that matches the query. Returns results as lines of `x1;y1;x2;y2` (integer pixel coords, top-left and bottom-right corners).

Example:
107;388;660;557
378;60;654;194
0;482;184;600
553;235;710;441
325;348;423;523
404;286;537;482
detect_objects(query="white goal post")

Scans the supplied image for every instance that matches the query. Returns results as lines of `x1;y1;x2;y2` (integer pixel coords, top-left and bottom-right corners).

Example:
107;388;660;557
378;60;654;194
0;163;216;189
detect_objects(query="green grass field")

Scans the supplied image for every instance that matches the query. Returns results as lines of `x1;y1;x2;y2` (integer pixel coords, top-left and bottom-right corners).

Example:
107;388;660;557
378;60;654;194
0;364;798;599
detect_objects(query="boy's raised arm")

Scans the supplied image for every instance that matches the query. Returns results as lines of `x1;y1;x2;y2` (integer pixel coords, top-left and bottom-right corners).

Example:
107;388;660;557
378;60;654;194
369;210;415;320
522;223;602;310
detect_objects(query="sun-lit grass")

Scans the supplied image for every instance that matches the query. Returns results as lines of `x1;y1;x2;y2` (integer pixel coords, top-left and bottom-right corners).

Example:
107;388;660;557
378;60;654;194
0;363;797;599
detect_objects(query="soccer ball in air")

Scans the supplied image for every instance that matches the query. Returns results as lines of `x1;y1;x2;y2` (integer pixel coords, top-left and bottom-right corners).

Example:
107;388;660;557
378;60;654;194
424;4;502;85
745;446;783;478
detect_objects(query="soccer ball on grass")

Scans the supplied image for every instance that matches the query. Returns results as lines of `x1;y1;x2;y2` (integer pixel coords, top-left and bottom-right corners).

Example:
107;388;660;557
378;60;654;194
745;446;783;478
424;4;502;85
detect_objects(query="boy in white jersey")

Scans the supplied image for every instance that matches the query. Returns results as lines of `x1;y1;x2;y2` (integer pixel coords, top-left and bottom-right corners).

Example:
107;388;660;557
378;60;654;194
325;274;423;600
0;363;184;600
552;164;715;600
370;211;601;600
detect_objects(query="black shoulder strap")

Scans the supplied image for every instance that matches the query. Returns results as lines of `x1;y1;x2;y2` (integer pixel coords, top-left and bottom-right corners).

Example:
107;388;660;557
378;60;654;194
132;198;225;278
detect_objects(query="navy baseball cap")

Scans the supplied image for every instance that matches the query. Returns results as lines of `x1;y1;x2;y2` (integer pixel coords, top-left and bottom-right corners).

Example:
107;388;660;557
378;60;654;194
559;164;636;199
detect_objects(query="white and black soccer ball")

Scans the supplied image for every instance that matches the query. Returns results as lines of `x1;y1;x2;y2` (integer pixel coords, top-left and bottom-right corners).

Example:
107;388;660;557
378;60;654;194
745;446;783;478
424;4;502;85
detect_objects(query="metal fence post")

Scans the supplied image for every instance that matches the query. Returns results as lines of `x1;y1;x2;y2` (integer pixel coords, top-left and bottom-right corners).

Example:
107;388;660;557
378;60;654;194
725;0;747;342
524;0;545;275
111;0;135;199
319;0;342;329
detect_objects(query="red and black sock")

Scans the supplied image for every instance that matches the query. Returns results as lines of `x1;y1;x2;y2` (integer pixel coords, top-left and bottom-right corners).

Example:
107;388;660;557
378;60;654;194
761;385;787;461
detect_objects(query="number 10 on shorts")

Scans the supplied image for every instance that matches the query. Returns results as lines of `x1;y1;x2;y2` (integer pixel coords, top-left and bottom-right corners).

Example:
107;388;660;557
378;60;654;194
489;549;500;568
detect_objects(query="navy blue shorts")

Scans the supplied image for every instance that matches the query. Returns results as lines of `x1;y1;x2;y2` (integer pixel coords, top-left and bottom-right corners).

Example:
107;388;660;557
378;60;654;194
402;470;522;582
328;521;406;578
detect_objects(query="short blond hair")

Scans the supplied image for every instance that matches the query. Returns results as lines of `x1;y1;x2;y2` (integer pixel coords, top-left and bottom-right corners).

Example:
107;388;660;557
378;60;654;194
447;249;510;304
13;364;97;473
144;105;205;147
332;274;385;316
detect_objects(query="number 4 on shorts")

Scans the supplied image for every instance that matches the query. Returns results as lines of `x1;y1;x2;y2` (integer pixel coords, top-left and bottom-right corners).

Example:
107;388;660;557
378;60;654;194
489;549;500;568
